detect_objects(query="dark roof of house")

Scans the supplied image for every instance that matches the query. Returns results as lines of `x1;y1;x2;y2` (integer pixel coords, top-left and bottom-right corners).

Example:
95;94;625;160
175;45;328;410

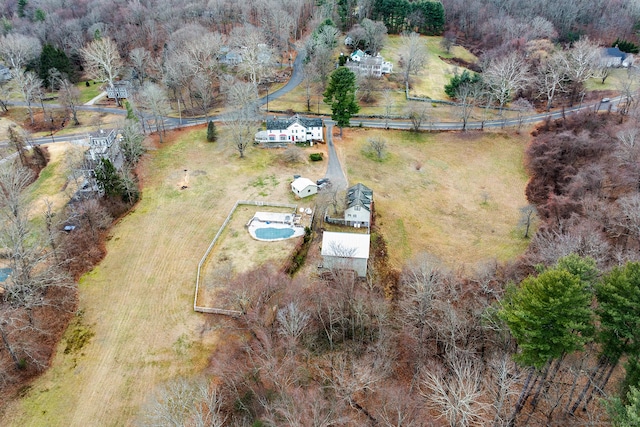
266;114;323;131
347;183;373;211
603;47;626;59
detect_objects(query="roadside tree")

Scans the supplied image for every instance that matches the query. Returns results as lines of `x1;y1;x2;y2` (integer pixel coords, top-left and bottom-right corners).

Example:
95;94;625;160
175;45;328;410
224;80;259;158
483;52;530;111
13;70;42;125
323;67;359;137
57;78;81;125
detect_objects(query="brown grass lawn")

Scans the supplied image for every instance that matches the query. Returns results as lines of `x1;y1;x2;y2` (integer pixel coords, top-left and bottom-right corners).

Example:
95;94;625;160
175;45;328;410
197;203;313;310
268;35;479;116
1;122;530;425
0;125;326;427
337;127;531;269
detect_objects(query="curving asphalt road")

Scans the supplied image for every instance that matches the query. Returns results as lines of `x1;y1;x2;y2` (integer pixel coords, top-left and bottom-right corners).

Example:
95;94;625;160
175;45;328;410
0;46;624;158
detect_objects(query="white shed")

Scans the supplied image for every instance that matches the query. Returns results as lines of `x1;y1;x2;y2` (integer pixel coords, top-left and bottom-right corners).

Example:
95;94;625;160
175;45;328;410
321;231;370;277
291;177;318;198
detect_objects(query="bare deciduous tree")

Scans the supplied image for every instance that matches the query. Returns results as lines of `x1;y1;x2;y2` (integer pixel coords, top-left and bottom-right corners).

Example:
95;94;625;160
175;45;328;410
81;38;124;105
564;37;600;105
142;378;227;427
483;52;530;111
223;80;259;159
406;102;430;132
129;47;153;86
13;70;42;125
368;136;387;159
0;33;41;71
58;78;81;126
536;52;567;112
420;355;489;427
399;32;428;86
136;82;170;142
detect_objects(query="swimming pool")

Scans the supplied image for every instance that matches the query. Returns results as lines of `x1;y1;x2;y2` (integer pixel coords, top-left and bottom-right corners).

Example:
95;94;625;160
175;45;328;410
254;227;295;240
0;268;12;283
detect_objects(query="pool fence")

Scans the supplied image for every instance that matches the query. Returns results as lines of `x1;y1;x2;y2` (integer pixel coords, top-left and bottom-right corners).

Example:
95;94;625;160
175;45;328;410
194;200;297;315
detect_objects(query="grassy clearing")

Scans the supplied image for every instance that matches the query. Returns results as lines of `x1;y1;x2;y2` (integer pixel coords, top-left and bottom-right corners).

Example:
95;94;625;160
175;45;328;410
76;81;104;104
269;35;478;115
338;127;531;269
1;125;327;427
380;35;478;100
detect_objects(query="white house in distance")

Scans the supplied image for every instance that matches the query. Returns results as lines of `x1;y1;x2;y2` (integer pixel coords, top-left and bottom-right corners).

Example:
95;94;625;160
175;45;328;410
105;81;131;100
344;183;373;228
321;231;370;277
346;52;393;78
600;46;635;68
291;177;318;198
255;114;324;145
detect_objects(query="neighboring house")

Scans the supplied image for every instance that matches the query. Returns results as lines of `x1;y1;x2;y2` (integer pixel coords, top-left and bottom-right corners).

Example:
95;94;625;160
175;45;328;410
0;64;11;81
219;46;243;65
321;231;370;277
344;36;355;47
254;114;324;145
291;177;318;198
344;183;373;228
600;47;635;67
78;128;123;196
350;49;366;62
345;53;393;78
105;81;131;100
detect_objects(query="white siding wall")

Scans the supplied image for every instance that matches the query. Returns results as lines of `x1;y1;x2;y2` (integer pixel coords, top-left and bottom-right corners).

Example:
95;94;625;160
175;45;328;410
344;206;371;225
323;255;367;277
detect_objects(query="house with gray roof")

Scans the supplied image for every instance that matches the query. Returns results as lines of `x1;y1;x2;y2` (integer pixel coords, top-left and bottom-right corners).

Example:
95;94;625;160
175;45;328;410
0;64;11;81
78;128;124;196
600;47;635;67
344;183;373;228
105;81;131;100
254;114;324;145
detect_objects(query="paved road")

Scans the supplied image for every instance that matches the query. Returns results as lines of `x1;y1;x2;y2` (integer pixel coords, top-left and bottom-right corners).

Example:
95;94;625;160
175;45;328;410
257;49;306;109
323;120;348;191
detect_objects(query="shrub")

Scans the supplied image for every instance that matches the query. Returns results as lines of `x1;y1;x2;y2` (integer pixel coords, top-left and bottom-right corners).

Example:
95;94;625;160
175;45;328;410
309;153;323;161
206;120;217;142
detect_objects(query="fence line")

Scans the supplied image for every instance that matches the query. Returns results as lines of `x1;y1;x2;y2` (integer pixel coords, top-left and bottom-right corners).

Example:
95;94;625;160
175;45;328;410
193;200;297;314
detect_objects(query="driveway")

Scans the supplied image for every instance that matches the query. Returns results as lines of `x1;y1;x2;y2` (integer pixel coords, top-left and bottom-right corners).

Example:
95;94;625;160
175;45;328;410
323;120;348;191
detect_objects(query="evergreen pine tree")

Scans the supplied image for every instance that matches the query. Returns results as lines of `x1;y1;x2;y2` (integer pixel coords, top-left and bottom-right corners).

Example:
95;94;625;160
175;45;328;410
207;120;217;142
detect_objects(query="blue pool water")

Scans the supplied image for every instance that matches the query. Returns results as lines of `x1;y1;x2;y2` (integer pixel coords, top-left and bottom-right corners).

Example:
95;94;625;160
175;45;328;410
255;227;295;240
0;268;12;283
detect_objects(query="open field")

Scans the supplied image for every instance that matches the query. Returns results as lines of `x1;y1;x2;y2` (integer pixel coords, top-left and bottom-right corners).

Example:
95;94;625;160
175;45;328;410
2;119;530;424
380;35;478;100
0;125;326;426
337;127;531;269
268;35;478;116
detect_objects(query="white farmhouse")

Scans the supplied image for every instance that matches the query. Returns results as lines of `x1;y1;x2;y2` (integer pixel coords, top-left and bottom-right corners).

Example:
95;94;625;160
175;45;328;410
291;177;318;198
344;183;373;227
321;231;370;277
255;115;324;145
345;53;393;78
